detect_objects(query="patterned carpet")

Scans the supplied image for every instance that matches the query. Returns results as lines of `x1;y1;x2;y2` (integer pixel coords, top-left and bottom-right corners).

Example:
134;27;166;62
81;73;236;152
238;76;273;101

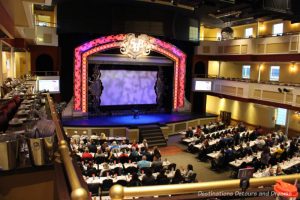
160;145;183;156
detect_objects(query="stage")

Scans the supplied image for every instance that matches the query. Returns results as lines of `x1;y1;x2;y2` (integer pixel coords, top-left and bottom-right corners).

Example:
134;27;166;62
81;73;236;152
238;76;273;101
62;112;217;127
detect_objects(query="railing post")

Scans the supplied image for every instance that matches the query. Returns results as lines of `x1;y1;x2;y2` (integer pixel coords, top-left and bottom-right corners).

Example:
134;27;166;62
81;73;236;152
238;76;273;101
110;185;124;200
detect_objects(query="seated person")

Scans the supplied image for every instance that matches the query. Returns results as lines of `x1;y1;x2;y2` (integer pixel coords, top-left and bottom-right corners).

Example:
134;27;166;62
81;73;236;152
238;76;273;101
141;147;152;161
185;127;193;138
244;142;253;155
82;148;93;159
137;155;151;169
182;164;196;183
129;147;140;162
153;146;161;160
94;148;106;158
171;169;184;184
119;149;129;158
99;132;107;140
90;133;99;141
142;139;149;149
110;141;120;153
131;139;139;150
275;144;285;159
151;155;163;170
141;168;156;186
276;165;285;176
194;125;202;137
100;162;110;176
88;141;97;153
156;169;169;185
128;172;142;187
85;161;97;176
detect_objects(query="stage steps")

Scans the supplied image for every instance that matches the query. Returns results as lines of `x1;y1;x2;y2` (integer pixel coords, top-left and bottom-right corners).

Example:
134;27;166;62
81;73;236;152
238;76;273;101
138;125;167;147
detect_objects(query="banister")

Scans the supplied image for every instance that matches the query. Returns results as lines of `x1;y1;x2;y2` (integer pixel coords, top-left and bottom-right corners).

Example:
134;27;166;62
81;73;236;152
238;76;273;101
47;94;89;200
110;173;300;200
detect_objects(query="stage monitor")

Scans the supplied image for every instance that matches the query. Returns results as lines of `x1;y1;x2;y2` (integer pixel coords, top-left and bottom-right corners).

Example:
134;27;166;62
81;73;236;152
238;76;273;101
37;76;60;94
100;70;157;106
192;78;212;92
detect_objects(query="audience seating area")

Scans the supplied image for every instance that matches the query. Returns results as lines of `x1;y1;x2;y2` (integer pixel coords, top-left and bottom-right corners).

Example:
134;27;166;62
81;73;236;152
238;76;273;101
71;134;198;198
181;122;300;179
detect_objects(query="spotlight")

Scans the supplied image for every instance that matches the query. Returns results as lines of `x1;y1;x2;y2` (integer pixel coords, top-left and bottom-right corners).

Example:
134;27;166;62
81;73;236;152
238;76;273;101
278;88;282;93
283;88;290;93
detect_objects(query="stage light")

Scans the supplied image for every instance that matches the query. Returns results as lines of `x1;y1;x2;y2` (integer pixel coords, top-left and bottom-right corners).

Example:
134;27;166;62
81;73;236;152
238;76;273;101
278;88;282;93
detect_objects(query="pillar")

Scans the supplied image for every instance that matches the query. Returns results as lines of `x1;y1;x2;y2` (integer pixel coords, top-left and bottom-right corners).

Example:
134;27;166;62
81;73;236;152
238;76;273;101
0;41;3;85
285;109;290;136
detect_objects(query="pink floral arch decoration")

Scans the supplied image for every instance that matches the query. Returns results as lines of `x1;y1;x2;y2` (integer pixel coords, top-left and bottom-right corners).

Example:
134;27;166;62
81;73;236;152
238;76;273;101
73;34;186;113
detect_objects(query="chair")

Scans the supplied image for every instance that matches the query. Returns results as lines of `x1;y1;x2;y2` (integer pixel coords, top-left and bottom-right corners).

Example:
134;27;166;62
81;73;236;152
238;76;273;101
86;168;98;177
187;173;197;183
125;166;138;174
100;179;113;197
100;170;112;177
95;156;106;164
116;179;128;186
152;165;163;173
88;183;100;196
112;167;122;176
119;156;129;164
168;163;176;171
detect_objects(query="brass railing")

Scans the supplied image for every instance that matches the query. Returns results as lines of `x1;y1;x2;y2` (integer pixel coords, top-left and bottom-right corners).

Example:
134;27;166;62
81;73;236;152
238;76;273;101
47;94;89;200
109;174;300;200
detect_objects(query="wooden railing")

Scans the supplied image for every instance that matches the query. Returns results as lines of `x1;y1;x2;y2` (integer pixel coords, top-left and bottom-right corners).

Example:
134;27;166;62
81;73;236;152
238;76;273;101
47;94;89;200
109;174;300;200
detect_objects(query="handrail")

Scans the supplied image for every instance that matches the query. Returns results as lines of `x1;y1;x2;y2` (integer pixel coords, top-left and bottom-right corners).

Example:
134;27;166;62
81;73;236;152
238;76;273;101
109;174;300;200
46;94;89;200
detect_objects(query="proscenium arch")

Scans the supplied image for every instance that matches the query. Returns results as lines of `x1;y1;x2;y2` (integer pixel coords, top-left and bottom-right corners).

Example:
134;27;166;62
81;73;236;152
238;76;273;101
73;34;186;113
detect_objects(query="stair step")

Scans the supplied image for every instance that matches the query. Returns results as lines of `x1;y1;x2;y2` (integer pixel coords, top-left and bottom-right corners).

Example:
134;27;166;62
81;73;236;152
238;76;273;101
143;135;164;139
140;129;161;132
141;133;162;136
146;137;165;142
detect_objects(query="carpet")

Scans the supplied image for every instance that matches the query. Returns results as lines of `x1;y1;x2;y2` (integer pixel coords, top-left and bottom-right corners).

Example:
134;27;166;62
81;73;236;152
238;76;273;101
159;145;183;156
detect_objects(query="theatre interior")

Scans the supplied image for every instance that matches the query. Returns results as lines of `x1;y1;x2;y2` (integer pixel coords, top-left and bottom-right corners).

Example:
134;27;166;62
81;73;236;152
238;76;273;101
1;0;300;199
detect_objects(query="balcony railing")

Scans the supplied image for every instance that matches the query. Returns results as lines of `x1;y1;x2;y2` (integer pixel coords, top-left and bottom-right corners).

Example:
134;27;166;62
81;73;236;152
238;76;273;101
195;77;300;108
47;94;89;200
197;32;300;55
109;174;300;200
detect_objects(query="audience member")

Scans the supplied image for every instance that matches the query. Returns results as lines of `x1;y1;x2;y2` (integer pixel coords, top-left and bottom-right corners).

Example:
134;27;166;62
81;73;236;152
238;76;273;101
171;169;184;184
137;155;151;169
128;172;142;187
82;148;93;159
185;127;193;138
151;155;163;169
142;169;156;186
156;169;169;184
153;146;161;160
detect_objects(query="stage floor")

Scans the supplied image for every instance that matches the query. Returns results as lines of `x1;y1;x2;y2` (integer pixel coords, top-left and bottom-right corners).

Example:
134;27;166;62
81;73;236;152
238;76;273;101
62;113;217;127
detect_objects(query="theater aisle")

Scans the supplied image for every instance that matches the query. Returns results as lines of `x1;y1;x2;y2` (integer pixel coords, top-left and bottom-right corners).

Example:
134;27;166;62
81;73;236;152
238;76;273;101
160;135;232;182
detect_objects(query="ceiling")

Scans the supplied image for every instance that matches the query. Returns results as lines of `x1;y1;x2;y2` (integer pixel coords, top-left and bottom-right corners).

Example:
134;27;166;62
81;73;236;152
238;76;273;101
143;0;300;27
54;0;300;28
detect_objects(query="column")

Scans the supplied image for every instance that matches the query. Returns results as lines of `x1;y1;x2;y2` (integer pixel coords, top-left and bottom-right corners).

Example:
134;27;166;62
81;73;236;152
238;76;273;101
258;64;262;83
285;109;290;136
218;61;222;78
25;50;30;75
0;41;3;86
10;47;15;78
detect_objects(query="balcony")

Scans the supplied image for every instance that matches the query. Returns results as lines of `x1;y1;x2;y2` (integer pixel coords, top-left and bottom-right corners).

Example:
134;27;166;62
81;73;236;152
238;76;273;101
202;78;300;108
196;33;300;55
35;22;58;46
